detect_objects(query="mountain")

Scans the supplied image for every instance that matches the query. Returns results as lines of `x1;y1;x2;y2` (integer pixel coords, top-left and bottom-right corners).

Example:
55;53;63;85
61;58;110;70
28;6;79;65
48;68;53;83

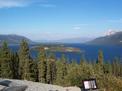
0;34;34;44
36;37;93;43
87;32;122;45
56;37;93;43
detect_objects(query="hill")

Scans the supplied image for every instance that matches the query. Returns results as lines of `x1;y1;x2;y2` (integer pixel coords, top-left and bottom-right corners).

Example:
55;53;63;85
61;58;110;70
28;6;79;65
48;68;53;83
57;37;93;43
87;32;122;45
0;34;34;44
36;37;93;43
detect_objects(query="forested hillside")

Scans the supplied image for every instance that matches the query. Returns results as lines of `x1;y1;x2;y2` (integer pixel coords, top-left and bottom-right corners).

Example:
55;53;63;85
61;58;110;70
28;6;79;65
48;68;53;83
0;40;122;91
0;34;34;44
87;32;122;45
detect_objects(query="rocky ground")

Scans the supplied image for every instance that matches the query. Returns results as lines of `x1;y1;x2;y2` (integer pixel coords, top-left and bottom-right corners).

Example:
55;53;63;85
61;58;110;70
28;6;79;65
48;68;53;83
0;79;81;91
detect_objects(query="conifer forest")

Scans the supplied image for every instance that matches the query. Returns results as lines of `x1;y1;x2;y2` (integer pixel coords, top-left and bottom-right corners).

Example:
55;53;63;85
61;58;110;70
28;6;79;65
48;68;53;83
0;40;122;91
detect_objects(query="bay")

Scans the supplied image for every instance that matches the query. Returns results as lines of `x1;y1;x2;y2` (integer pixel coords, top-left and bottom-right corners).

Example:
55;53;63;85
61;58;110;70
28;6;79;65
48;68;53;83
8;44;122;63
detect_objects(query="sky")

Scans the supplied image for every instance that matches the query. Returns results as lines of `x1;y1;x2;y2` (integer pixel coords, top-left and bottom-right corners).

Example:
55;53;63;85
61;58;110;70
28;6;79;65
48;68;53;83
0;0;122;40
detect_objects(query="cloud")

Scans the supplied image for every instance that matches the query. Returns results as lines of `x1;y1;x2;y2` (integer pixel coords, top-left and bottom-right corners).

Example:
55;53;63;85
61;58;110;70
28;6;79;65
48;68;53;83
0;0;28;8
107;18;122;23
28;32;70;40
76;24;89;26
0;0;55;8
40;4;56;8
73;24;88;30
73;26;81;30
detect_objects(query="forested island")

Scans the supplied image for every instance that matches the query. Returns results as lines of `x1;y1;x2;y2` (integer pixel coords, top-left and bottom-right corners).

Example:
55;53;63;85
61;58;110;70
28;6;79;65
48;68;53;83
0;40;122;91
31;44;82;53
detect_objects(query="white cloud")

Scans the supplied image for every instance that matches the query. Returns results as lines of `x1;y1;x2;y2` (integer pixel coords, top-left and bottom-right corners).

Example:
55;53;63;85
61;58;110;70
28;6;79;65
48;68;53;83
0;0;55;8
73;26;81;30
0;0;28;8
40;4;56;8
75;24;89;26
27;32;83;41
108;18;122;23
73;24;88;30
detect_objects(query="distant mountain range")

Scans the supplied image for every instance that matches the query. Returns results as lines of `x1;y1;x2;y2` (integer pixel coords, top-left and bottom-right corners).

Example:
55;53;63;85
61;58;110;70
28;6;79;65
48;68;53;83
36;37;93;43
0;34;34;44
87;32;122;45
1;32;122;45
56;37;93;43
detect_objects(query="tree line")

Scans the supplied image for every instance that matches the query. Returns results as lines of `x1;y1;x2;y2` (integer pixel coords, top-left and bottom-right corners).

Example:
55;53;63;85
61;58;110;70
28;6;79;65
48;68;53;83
0;40;122;91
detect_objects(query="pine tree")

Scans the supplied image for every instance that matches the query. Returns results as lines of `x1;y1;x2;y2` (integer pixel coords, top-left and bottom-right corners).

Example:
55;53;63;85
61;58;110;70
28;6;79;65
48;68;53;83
23;59;30;80
37;49;47;83
23;59;36;81
32;60;38;82
10;52;19;79
55;60;63;85
18;40;31;79
55;54;67;85
50;55;56;84
46;53;56;84
46;59;51;84
0;41;13;78
120;64;122;77
80;55;86;65
0;48;2;77
65;61;87;87
30;59;37;81
112;58;121;77
97;50;104;64
61;54;67;77
103;61;112;74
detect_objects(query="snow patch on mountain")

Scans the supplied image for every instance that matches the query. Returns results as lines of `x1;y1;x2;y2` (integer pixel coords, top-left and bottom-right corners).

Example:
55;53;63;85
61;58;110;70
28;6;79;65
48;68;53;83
104;29;117;36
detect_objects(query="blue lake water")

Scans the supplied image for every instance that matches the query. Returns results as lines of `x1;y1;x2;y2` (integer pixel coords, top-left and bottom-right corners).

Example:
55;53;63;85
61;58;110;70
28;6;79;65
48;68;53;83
9;44;122;63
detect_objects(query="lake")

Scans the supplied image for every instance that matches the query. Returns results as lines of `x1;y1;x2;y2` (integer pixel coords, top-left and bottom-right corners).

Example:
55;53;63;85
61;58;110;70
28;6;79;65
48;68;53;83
9;44;122;63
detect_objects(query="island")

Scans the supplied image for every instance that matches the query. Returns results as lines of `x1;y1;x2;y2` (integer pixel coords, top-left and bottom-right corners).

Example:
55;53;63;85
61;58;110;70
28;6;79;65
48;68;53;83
31;44;83;53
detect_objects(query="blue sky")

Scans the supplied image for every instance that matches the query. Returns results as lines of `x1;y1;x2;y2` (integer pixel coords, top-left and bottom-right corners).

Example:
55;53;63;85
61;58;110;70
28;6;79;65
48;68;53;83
0;0;122;40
